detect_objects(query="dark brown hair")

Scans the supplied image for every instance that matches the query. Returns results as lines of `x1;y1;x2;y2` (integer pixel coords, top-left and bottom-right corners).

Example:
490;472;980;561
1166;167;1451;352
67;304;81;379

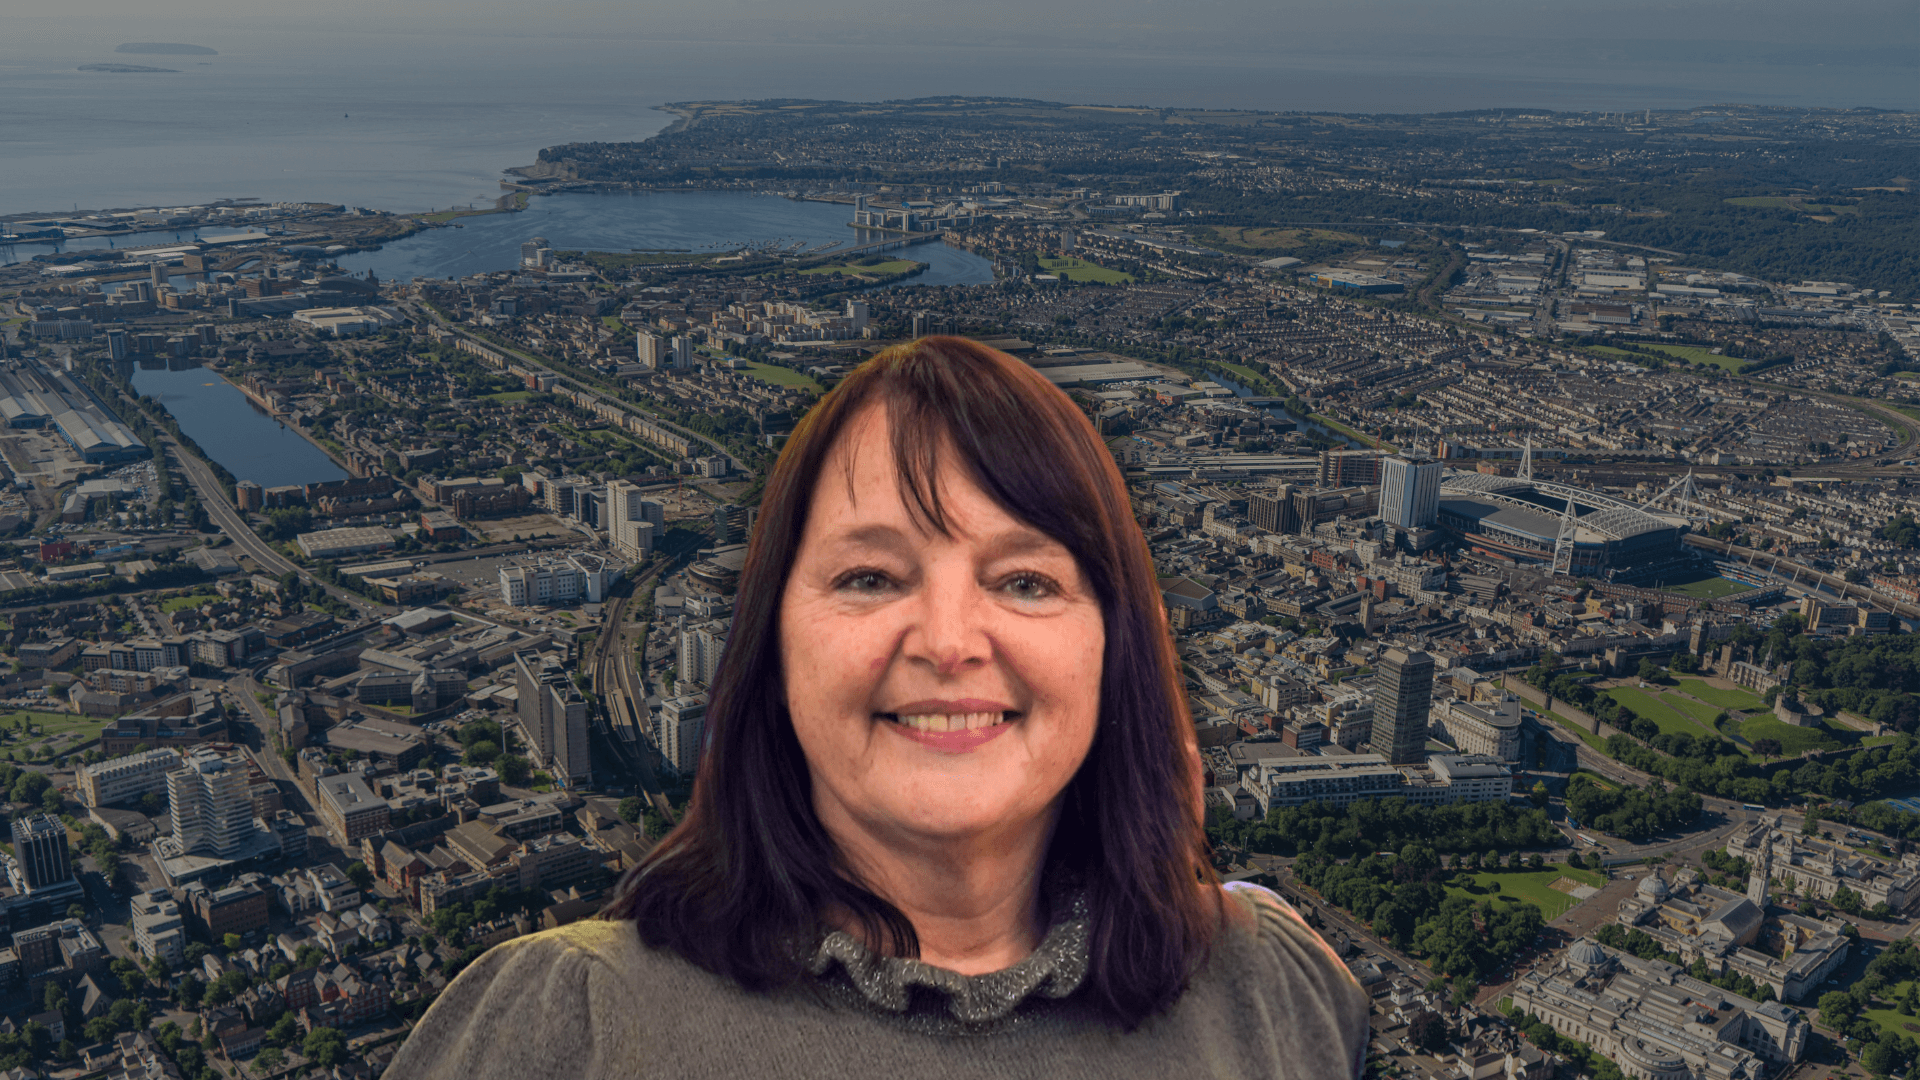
603;336;1222;1028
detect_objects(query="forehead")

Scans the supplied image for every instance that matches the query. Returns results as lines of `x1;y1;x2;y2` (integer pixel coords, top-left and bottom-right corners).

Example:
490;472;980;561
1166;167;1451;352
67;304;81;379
810;402;1006;537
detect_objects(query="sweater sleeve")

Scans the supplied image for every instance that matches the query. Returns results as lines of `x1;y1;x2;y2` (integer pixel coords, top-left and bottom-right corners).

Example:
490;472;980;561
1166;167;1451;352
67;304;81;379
1226;882;1372;1080
387;926;613;1080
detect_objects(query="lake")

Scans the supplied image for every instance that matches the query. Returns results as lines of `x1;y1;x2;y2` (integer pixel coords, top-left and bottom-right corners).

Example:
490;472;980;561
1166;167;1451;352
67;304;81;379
334;190;994;288
123;359;347;490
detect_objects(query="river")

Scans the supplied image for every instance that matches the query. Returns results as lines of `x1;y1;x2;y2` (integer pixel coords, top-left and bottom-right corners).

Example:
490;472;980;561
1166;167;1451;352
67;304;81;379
1210;373;1364;449
335;190;993;288
122;358;347;491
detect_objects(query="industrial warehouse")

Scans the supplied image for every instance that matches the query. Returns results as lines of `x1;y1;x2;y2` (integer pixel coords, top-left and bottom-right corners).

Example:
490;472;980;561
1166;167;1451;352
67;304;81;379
0;359;148;464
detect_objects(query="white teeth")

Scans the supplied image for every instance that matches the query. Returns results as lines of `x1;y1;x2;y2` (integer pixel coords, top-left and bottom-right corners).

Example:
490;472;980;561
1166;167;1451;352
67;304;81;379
894;712;1008;732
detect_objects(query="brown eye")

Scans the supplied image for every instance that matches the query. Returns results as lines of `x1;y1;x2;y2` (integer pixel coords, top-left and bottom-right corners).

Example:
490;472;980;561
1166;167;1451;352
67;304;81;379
1002;573;1056;601
838;570;893;594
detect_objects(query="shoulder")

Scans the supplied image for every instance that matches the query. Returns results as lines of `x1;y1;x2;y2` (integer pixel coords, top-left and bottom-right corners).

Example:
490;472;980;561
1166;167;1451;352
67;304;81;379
1208;882;1371;1076
388;920;653;1080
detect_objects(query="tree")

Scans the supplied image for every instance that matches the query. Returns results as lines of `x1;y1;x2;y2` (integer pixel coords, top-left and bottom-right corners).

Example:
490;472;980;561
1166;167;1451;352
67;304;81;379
303;1026;347;1067
1406;1009;1447;1051
1637;658;1664;682
345;861;374;890
617;796;646;824
463;739;502;766
1834;885;1865;916
254;1047;285;1073
266;1013;300;1048
222;933;243;953
497;754;531;786
1528;781;1549;809
1819;989;1860;1030
1862;1036;1901;1077
65;903;85;921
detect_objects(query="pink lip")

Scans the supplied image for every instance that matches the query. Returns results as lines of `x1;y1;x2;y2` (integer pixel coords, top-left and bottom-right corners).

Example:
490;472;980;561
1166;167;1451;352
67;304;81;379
885;699;1013;714
887;719;1015;754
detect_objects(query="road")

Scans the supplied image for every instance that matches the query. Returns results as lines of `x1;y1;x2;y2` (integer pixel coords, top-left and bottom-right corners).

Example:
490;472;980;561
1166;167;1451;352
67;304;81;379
165;436;392;621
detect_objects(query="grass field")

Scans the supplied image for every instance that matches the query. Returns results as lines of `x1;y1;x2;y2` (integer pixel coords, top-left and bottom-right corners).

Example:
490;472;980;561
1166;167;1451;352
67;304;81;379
1733;715;1849;757
159;590;221;614
1605;686;1717;739
1037;256;1134;285
1215;361;1278;394
741;362;823;392
1661;576;1749;599
1586;343;1746;373
484;390;536;404
1310;412;1395;452
798;259;922;278
1448;866;1608;920
0;711;109;756
1676;680;1766;712
1665;695;1726;727
1862;981;1920;1041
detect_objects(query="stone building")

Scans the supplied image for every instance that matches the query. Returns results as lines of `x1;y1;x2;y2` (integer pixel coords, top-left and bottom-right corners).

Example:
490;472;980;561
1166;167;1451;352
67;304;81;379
1508;938;1806;1080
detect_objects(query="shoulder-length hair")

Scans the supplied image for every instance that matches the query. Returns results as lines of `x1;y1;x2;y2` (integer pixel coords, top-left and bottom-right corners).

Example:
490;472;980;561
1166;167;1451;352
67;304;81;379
603;336;1221;1028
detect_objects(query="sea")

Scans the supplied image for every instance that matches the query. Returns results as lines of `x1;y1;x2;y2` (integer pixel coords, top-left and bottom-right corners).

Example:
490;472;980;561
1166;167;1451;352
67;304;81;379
2;15;1914;220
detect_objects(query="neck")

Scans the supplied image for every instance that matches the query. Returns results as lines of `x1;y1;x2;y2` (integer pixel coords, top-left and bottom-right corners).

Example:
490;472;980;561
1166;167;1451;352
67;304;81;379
823;809;1056;976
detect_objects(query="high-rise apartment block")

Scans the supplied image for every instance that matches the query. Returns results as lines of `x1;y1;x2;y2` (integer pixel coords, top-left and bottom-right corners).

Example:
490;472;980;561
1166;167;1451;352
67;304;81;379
637;331;663;369
515;653;591;787
1380;456;1444;529
168;747;255;859
606;480;664;560
1369;647;1435;766
659;694;708;776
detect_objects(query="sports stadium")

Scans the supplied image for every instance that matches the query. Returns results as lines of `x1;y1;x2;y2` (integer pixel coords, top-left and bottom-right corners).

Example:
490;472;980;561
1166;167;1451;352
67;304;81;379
1436;472;1688;580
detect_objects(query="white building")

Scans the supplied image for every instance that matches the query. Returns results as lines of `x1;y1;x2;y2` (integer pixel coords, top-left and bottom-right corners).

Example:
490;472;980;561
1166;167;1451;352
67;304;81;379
168;747;255;860
1432;695;1524;761
499;562;584;607
605;480;664;560
676;620;728;689
1507;938;1806;1079
1379;456;1443;530
77;748;181;808
659;694;707;776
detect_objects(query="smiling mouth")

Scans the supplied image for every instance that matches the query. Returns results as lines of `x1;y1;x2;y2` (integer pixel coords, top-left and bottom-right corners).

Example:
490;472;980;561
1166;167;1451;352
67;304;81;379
877;711;1015;733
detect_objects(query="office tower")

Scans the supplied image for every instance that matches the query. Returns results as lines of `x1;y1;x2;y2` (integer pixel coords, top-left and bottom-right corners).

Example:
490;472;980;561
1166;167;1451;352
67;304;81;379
1380;457;1444;529
195;324;216;348
1318;449;1381;487
11;815;74;892
845;300;869;333
149;262;167;290
606;480;664;559
1370;648;1435;766
521;237;549;267
637;332;663;369
168;748;254;859
105;329;129;361
1249;484;1299;534
670;336;694;370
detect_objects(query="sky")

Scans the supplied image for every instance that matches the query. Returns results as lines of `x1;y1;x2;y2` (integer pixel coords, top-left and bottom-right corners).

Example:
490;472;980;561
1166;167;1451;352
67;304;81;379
7;0;1915;72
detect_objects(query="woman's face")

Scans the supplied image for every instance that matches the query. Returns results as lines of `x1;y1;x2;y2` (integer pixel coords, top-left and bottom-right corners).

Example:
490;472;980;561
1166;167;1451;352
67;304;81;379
779;405;1105;851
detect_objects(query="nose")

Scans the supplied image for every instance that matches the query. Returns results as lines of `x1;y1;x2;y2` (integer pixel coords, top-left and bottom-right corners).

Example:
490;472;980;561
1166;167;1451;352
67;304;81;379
901;562;992;676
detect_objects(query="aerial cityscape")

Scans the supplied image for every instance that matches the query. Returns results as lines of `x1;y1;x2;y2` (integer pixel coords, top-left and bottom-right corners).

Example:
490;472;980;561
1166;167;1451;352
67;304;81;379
2;9;1919;1079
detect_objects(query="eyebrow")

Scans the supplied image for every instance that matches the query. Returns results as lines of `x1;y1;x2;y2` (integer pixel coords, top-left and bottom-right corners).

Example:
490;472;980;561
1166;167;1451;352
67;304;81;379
822;522;1066;562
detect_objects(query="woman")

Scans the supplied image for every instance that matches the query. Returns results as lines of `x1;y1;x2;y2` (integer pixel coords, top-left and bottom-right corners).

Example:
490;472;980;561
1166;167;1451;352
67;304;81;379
388;337;1368;1078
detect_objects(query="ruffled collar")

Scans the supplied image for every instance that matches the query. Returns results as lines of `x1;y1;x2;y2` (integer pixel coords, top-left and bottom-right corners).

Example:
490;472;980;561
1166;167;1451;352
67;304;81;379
805;885;1091;1025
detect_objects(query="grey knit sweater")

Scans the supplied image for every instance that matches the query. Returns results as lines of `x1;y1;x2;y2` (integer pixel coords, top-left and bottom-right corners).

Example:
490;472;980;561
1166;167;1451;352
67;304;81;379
386;884;1368;1079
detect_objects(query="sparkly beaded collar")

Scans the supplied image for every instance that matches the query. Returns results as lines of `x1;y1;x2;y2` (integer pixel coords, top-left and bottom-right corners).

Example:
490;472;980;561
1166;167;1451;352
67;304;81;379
805;887;1091;1025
